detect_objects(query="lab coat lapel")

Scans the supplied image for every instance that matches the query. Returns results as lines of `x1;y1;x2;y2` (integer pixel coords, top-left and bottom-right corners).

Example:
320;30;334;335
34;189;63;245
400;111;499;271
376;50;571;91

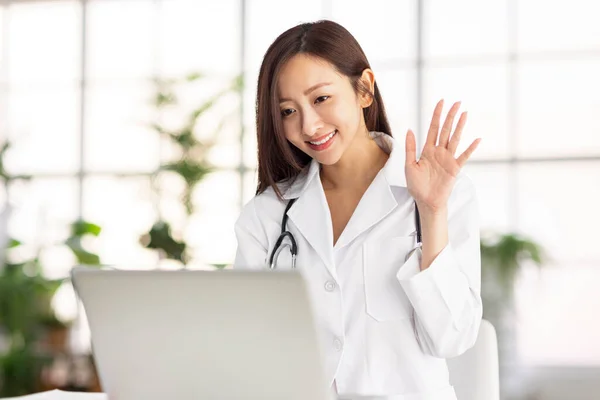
285;161;336;277
334;131;408;249
281;131;407;275
333;171;397;249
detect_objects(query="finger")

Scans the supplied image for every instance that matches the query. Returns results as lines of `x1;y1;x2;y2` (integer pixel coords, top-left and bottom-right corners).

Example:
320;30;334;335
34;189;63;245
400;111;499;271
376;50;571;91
439;101;461;148
448;111;468;156
425;99;444;147
457;138;482;167
405;129;417;166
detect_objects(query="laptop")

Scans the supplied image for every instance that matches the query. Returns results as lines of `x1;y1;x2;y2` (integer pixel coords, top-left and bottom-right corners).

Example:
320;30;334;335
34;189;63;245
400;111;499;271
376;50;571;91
71;267;335;400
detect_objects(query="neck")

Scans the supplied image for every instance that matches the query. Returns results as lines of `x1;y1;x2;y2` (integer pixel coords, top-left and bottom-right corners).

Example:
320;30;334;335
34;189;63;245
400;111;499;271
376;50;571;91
320;129;389;191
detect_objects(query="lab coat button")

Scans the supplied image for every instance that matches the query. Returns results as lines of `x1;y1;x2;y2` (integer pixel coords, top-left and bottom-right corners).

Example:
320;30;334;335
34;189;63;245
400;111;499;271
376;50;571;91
333;338;343;351
324;281;336;292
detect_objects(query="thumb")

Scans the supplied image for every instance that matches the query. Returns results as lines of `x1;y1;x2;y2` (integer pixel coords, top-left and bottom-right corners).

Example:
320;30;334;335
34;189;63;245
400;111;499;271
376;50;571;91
405;129;417;166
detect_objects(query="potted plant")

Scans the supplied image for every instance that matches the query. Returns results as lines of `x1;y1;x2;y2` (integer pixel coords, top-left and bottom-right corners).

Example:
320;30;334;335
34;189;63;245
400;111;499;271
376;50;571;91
0;255;59;396
480;232;546;400
140;72;242;268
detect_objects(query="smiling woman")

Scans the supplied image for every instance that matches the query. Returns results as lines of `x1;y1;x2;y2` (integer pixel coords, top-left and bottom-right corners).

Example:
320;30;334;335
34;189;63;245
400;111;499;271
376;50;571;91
234;20;483;400
254;22;392;198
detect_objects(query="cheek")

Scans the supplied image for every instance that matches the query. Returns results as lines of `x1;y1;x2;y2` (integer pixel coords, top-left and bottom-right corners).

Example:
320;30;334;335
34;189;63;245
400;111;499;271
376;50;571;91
329;99;361;127
282;120;301;143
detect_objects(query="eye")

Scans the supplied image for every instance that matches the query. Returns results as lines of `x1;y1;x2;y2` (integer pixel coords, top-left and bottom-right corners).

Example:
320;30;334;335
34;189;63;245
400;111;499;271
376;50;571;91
281;108;295;117
315;95;330;104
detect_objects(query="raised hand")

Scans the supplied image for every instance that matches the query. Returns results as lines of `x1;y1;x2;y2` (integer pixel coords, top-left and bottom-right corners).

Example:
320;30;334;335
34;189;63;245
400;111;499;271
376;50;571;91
404;99;481;214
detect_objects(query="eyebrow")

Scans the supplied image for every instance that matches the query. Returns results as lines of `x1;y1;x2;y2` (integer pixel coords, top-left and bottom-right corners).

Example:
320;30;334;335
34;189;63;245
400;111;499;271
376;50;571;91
279;82;332;103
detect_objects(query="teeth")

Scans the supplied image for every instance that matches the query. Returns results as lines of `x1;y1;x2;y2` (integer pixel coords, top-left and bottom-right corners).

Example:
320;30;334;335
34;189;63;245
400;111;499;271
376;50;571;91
310;131;336;145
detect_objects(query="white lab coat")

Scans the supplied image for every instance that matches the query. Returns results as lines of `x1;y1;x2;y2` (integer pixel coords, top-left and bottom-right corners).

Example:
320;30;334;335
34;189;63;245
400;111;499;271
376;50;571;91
234;131;482;400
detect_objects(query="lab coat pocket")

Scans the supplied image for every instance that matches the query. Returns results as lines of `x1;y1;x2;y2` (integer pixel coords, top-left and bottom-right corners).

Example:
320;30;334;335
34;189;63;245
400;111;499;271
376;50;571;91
363;236;415;322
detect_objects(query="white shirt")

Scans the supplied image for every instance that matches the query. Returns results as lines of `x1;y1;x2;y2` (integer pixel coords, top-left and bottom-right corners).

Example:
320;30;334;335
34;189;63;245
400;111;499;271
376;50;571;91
234;131;482;400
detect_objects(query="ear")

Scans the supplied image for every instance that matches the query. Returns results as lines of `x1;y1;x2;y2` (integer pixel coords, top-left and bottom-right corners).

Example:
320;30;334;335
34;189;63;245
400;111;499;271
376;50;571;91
358;68;376;108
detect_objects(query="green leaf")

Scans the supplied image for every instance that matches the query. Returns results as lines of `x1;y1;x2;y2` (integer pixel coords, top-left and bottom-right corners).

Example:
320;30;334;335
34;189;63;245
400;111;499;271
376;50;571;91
150;123;168;136
190;97;217;121
71;219;102;237
140;221;188;264
155;90;177;107
0;141;11;180
230;74;244;92
65;237;101;266
169;127;200;149
185;72;204;82
480;232;546;296
161;160;212;187
72;249;101;266
7;238;22;248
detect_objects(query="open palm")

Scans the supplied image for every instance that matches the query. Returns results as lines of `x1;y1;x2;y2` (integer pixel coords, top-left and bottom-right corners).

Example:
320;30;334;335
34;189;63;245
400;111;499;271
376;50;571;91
405;100;481;213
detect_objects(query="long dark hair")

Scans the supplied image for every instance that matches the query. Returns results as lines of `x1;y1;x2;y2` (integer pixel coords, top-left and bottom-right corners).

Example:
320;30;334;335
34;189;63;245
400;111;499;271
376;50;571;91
255;19;392;198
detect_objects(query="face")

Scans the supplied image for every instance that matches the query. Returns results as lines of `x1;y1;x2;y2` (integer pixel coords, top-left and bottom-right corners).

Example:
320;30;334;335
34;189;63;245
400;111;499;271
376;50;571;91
276;54;373;166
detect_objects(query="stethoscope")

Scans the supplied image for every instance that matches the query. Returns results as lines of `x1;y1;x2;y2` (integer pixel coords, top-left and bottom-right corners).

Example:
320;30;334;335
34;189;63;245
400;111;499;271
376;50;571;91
268;198;422;269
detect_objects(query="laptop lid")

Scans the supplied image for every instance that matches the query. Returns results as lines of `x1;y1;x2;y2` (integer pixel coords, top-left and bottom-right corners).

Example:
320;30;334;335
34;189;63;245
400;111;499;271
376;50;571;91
71;267;334;400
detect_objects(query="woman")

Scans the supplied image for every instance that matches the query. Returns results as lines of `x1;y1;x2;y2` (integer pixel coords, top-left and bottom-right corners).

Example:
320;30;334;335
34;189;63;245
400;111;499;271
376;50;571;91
234;20;482;400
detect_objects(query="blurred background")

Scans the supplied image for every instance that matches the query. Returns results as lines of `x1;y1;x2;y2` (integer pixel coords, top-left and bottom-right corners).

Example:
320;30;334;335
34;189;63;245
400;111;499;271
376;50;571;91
0;0;598;399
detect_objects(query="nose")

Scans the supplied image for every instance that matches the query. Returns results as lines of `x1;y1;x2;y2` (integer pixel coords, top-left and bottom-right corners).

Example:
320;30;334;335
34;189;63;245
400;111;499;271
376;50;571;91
301;106;324;138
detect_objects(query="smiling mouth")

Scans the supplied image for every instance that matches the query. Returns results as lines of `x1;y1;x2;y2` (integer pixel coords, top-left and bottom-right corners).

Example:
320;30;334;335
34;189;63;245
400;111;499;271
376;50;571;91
308;130;337;145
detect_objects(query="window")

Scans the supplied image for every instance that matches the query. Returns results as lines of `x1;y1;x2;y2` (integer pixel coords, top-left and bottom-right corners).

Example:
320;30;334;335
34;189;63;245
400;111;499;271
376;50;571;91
1;0;598;379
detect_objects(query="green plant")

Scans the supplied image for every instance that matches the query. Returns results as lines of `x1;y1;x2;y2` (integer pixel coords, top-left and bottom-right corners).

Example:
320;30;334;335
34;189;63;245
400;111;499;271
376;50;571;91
140;72;242;267
65;219;103;267
0;218;102;396
0;343;50;396
479;232;547;400
480;232;546;305
0;138;103;395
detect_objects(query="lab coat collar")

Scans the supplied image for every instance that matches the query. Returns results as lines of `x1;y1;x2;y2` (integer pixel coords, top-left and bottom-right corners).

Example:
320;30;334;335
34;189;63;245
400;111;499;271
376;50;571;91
281;131;408;275
372;131;407;188
282;131;407;200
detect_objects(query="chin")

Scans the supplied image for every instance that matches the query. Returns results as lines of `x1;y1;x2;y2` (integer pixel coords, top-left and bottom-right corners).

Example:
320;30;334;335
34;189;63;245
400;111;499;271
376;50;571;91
311;150;343;166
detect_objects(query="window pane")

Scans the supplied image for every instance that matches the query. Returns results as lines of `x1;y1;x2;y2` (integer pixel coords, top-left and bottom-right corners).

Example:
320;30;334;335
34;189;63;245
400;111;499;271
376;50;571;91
0;91;9;148
462;164;512;233
242;68;259;168
187;170;240;266
516;60;600;157
331;0;416;63
188;85;241;170
423;64;510;159
7;1;80;85
159;0;240;77
242;124;258;169
84;81;158;173
0;6;5;70
5;87;79;175
157;77;242;169
205;117;242;169
245;0;323;71
376;68;418;136
516;264;600;366
86;0;154;80
7;178;78;251
517;0;600;52
424;0;508;58
516;162;600;265
82;176;157;268
242;169;258;206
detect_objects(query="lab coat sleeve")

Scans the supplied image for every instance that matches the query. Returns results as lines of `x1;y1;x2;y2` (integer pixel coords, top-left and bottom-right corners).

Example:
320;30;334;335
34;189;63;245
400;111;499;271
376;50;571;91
396;173;483;359
233;198;269;270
